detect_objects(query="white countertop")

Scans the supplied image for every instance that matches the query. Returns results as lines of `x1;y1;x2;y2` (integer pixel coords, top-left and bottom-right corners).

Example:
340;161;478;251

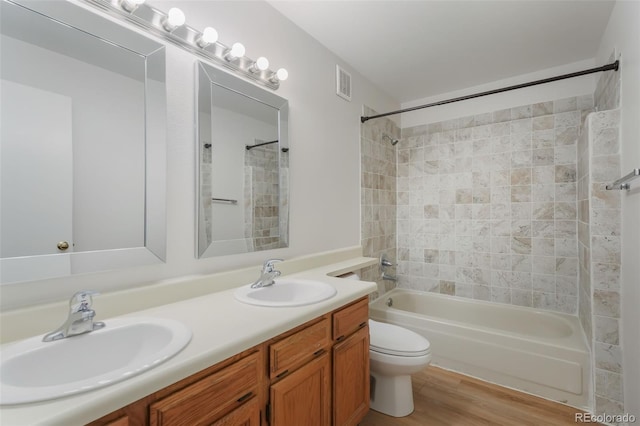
0;256;378;425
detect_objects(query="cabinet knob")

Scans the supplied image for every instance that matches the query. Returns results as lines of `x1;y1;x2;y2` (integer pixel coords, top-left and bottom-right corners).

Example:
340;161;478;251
57;241;70;251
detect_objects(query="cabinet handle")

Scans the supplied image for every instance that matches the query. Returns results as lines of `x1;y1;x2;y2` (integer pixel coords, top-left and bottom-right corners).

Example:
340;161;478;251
275;370;289;379
236;392;253;403
313;349;325;357
359;321;367;328
336;335;345;341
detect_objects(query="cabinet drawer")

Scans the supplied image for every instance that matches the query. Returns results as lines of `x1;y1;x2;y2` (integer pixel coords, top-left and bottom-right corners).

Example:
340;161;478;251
269;317;331;380
150;352;260;426
332;297;368;341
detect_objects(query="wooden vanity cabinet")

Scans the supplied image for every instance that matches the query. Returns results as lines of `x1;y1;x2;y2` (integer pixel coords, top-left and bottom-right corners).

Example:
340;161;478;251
269;352;331;426
266;316;332;426
88;348;264;426
332;298;370;426
149;351;261;426
89;296;371;426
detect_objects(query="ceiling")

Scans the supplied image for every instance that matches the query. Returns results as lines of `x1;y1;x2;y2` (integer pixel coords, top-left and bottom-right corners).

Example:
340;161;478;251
268;0;615;103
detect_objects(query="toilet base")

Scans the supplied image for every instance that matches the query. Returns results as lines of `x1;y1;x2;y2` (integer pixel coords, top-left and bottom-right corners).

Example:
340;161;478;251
369;371;414;417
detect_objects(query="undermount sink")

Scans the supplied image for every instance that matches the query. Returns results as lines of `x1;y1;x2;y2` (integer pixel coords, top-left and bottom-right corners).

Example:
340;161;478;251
0;317;191;405
234;278;337;307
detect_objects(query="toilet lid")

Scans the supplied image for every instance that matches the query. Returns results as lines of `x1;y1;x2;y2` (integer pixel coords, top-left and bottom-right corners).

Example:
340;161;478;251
369;319;431;357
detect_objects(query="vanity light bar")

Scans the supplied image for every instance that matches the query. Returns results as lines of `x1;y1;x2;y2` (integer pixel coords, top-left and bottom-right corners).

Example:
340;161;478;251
83;0;288;90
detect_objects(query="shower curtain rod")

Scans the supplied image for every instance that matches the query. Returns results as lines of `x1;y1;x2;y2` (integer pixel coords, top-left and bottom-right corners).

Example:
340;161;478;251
360;60;619;123
246;140;278;150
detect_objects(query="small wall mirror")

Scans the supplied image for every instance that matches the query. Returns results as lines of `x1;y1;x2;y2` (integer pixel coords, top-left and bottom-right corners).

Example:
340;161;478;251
0;0;167;283
196;61;289;257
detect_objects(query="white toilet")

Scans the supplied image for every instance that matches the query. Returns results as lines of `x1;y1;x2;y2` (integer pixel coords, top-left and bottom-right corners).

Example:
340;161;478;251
368;319;432;417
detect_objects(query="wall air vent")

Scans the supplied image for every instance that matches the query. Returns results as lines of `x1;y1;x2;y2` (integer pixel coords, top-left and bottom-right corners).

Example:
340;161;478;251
336;65;352;101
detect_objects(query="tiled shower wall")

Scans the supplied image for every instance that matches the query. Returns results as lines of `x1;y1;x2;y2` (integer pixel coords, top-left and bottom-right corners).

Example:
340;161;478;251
244;143;283;251
398;96;594;314
579;51;625;418
582;111;624;416
360;106;400;297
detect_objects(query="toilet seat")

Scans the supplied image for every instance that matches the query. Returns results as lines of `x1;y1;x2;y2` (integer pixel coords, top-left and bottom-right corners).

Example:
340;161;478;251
369;319;431;357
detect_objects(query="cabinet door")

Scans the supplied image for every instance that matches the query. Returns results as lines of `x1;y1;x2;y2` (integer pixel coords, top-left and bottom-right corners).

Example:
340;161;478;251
333;326;370;426
270;352;331;426
150;352;260;426
212;396;260;426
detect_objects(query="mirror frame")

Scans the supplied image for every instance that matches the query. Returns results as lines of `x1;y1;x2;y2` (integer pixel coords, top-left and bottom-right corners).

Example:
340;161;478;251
195;60;289;258
0;0;167;283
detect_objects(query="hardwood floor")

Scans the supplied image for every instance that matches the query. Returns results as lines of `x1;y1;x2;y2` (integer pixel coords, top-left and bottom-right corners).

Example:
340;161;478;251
360;366;598;426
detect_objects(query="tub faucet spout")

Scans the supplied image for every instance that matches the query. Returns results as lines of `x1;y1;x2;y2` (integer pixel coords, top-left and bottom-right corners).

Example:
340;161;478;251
382;273;398;282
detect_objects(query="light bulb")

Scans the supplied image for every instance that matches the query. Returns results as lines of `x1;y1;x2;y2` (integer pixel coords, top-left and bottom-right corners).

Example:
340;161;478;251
120;0;145;12
162;7;185;32
196;27;218;48
270;68;288;84
249;57;269;73
276;68;289;81
225;42;245;61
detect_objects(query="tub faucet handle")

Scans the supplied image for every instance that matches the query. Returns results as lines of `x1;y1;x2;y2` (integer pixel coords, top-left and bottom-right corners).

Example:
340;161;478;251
380;255;395;269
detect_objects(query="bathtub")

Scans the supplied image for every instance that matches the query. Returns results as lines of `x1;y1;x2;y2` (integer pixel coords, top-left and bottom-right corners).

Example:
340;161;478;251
369;289;591;409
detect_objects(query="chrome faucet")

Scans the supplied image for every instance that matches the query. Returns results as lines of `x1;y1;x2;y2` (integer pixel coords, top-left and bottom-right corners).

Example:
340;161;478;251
250;259;284;288
42;290;105;342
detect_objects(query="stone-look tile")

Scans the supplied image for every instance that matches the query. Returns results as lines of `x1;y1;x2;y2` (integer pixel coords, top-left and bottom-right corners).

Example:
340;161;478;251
593;290;620;318
591;109;620;130
361;108;399;294
556;275;577;296
554;97;577;113
591;155;621;183
592;127;619;156
492;108;511;123
510;118;532;134
555;164;576;183
555;257;578;277
532;238;554;256
591;208;621;236
555;126;578;146
511;185;531;202
392;97;599;315
594;316;619;345
595;369;624;403
532;256;555;274
532;115;554;131
555;111;581;128
577;94;594;111
532;148;554;166
592;262;620;291
490;287;511;303
591;184;621;209
511;289;533;307
595;342;623;373
591;235;621;264
555;202;576;220
439;280;455;295
595;397;624;418
532;102;553;117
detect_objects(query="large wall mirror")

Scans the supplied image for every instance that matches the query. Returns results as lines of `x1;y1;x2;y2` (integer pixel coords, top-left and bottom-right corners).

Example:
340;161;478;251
0;0;167;283
196;61;289;258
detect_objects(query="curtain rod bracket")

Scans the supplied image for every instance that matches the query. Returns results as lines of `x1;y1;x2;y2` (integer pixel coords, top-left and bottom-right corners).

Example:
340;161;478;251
361;60;620;124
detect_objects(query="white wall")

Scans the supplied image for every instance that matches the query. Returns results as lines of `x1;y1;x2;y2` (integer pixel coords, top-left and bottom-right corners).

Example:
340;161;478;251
400;59;597;128
596;0;640;417
0;0;399;309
